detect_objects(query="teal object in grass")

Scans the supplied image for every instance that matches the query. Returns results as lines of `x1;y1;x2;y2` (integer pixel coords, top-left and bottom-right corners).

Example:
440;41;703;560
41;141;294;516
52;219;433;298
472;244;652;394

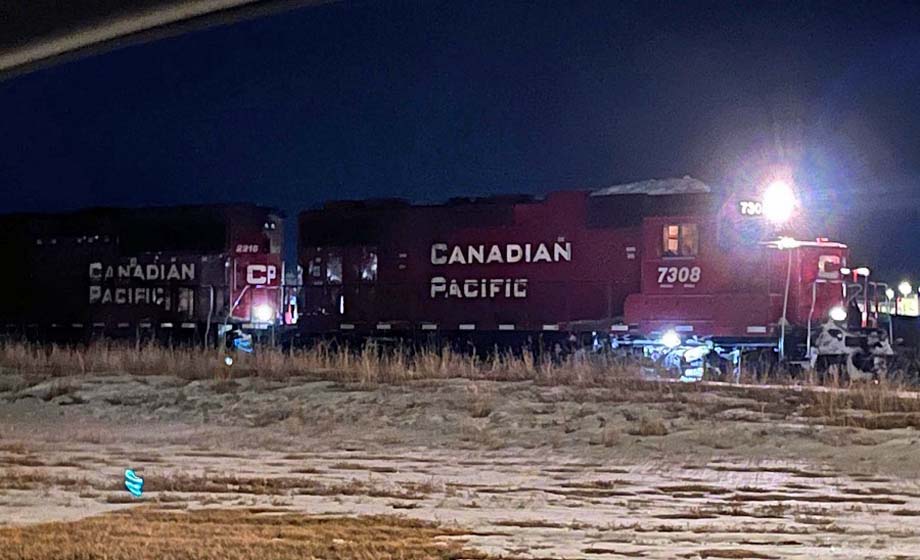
124;469;144;497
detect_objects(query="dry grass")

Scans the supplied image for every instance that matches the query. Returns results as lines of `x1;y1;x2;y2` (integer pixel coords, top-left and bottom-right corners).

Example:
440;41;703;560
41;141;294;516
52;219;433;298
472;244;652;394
3;341;920;427
0;469;89;491
0;468;430;500
0;341;555;383
630;416;669;436
0;340;668;388
591;426;622;447
0;507;492;560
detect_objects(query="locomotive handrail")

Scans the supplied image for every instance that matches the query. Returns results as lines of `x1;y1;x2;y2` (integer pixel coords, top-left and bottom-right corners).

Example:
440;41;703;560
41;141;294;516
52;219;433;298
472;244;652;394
868;281;893;342
779;247;794;361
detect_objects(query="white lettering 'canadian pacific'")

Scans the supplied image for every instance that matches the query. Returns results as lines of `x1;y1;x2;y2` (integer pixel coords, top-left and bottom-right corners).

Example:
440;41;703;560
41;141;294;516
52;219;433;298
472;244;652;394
430;277;528;299
430;242;572;265
89;286;166;305
88;261;194;308
88;262;195;282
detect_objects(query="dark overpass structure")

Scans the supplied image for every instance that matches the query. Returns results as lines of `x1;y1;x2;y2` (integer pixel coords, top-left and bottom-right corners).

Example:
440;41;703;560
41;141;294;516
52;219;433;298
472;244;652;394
0;0;328;78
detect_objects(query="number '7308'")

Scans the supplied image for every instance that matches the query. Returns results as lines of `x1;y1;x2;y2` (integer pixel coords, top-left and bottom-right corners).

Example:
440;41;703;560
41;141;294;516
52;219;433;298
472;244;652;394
657;266;701;284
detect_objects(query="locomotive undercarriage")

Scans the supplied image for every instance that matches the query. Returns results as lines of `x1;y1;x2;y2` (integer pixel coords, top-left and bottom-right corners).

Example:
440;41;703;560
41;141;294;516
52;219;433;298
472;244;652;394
809;320;894;382
597;321;895;383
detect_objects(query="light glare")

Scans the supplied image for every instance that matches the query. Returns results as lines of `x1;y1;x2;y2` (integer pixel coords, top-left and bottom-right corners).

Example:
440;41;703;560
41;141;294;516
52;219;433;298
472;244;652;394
762;180;795;224
898;281;912;297
829;306;847;322
253;303;274;322
661;330;681;349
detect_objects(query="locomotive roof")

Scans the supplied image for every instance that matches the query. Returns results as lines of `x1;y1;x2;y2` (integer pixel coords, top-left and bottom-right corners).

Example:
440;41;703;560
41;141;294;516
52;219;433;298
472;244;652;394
590;176;711;197
311;177;712;212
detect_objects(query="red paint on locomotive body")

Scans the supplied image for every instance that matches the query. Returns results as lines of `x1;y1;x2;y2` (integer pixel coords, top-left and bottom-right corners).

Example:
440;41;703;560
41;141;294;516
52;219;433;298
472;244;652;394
300;191;641;332
299;178;849;343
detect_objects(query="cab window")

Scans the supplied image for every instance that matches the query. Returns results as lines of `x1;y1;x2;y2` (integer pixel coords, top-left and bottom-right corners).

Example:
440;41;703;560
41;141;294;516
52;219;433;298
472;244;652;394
358;248;378;282
326;251;343;284
661;223;699;257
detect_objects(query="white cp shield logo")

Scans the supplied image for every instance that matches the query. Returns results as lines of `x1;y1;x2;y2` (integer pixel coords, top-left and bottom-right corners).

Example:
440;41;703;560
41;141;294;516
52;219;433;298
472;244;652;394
246;264;277;285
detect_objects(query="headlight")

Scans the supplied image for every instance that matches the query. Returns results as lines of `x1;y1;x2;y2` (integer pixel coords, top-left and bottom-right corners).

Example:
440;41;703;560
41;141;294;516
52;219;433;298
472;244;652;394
829;306;847;322
762;179;795;224
660;330;681;349
253;303;274;322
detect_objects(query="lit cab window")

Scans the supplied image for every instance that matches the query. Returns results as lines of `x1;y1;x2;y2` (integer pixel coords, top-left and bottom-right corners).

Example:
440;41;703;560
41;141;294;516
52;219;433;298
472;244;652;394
661;223;699;257
359;249;378;282
326;252;343;284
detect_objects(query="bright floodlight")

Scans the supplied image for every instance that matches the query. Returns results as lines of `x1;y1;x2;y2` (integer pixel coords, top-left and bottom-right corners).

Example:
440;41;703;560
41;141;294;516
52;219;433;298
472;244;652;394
886;288;895;300
253;303;274;322
829;306;847;322
898;281;912;297
854;267;870;277
762;179;795;224
661;330;681;349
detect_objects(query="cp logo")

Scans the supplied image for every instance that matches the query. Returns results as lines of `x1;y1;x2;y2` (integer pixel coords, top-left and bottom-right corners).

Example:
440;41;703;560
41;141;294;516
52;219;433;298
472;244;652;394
246;264;277;285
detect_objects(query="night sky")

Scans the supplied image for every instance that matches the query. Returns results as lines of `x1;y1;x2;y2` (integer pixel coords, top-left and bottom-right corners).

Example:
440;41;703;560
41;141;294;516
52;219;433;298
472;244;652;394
0;0;918;279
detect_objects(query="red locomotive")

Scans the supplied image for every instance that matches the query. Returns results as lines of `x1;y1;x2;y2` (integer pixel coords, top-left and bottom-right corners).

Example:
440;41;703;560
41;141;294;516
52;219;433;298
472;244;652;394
299;177;892;377
0;180;892;377
0;204;290;341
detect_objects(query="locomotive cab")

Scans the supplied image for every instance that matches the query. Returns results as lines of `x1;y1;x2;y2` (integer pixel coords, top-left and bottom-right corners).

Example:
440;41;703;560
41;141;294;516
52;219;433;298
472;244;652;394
623;194;890;378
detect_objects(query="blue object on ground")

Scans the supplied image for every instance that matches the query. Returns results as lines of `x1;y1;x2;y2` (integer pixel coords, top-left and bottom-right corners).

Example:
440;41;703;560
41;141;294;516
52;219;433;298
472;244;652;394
125;469;144;497
233;334;254;353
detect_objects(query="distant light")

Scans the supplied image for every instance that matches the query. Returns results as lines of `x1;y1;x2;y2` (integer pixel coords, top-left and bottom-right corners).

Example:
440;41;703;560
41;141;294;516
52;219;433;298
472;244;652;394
829;306;847;322
224;356;233;367
762;180;795;224
253;303;274;322
886;288;895;300
660;330;681;349
899;281;912;297
776;236;800;250
855;267;870;277
840;267;851;275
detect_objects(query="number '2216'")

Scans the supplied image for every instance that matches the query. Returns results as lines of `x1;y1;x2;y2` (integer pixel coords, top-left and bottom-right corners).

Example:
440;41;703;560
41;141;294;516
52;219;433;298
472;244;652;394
657;266;701;284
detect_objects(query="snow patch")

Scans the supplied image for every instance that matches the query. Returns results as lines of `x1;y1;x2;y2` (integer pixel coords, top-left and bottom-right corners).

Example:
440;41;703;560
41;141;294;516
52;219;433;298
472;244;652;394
591;175;711;197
